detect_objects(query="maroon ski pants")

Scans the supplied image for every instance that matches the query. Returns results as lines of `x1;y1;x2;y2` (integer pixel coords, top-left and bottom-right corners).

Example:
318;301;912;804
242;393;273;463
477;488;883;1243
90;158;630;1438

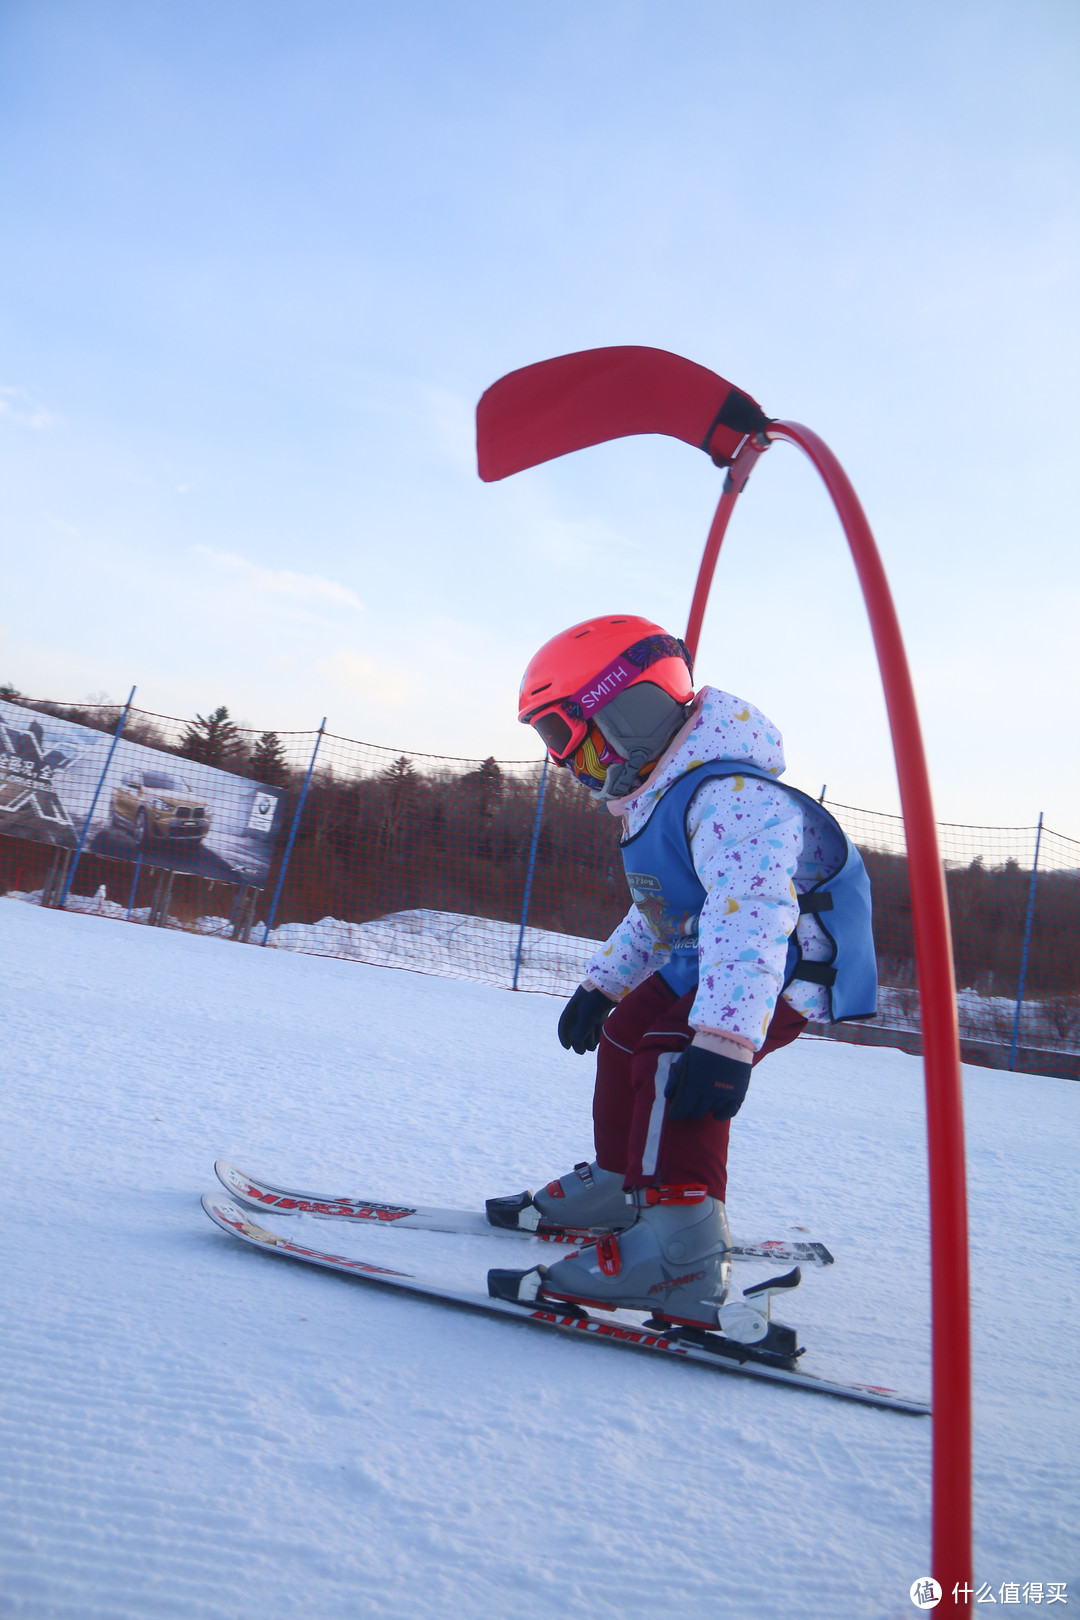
592;973;807;1203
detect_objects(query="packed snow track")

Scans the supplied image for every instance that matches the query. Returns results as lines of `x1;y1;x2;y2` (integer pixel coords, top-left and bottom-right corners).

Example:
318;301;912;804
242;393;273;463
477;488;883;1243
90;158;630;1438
0;899;1075;1618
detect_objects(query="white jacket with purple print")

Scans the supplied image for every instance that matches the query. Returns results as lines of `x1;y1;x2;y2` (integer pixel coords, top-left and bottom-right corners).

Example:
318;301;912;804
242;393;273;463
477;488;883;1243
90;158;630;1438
583;686;835;1049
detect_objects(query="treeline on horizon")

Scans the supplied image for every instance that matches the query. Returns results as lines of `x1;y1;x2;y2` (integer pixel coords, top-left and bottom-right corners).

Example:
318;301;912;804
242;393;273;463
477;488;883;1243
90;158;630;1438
0;692;293;784
273;758;1079;1002
0;693;1076;1003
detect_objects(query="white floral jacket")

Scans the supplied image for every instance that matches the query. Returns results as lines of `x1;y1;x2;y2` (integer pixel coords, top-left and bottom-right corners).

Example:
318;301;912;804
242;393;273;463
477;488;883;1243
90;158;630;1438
583;686;834;1048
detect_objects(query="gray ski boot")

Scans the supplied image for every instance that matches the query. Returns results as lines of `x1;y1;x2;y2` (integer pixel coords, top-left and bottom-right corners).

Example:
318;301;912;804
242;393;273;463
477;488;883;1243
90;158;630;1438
490;1185;733;1328
486;1160;634;1236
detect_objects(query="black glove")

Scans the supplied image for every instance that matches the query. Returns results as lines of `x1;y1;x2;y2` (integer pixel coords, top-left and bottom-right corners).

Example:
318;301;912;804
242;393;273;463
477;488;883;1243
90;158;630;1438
558;985;616;1055
664;1045;752;1122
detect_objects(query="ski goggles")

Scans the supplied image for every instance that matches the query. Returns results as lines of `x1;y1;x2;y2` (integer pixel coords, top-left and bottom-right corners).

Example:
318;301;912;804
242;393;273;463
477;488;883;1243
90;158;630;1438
528;701;590;764
530;683;678;769
527;702;627;789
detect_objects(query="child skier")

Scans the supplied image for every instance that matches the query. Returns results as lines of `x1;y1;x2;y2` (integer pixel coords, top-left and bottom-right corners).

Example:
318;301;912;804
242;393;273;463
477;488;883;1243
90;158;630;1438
487;613;875;1335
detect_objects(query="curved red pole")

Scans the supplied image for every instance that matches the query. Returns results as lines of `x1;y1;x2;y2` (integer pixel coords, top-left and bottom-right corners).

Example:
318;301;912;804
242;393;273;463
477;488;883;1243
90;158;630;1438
684;437;766;660
768;420;971;1605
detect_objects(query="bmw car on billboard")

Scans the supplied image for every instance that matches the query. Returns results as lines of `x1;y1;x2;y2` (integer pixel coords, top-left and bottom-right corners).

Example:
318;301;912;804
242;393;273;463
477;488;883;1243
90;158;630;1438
0;700;283;887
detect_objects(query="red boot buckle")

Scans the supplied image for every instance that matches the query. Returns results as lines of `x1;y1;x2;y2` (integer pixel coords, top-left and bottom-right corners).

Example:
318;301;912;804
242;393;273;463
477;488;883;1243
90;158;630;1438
639;1183;709;1207
596;1233;621;1276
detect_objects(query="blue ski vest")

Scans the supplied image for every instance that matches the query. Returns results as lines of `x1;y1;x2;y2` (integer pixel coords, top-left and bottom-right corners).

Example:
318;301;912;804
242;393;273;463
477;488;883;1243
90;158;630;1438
619;761;878;1022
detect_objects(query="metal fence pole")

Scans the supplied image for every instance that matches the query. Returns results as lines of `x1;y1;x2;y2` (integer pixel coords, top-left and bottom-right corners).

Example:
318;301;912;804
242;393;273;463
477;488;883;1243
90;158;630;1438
1008;812;1044;1073
512;756;549;991
125;852;143;919
58;686;136;909
260;719;326;946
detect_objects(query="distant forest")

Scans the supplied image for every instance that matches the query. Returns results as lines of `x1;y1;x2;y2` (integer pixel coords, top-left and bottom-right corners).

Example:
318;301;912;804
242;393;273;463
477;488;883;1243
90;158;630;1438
0;694;1076;1002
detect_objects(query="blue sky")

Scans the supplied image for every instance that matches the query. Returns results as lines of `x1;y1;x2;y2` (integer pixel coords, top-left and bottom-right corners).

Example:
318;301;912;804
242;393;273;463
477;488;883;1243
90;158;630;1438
1;1;1077;830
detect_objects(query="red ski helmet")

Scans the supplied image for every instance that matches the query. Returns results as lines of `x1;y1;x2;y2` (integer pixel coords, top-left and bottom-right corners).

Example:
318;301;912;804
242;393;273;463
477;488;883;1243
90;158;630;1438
519;615;695;795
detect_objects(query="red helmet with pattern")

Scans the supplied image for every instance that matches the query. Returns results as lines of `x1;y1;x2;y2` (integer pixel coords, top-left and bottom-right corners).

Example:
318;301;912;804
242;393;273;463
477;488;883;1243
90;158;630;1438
519;615;695;797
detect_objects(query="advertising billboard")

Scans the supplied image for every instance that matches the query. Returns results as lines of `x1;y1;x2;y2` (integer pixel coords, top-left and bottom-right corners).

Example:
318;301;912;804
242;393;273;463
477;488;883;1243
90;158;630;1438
0;700;283;888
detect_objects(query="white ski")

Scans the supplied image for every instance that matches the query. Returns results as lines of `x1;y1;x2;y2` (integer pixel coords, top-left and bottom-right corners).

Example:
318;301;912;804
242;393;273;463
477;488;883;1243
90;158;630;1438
201;1194;926;1416
214;1160;835;1266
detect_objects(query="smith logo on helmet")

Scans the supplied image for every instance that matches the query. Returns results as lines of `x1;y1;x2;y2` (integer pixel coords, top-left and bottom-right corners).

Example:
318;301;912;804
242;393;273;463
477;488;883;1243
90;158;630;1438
578;661;634;712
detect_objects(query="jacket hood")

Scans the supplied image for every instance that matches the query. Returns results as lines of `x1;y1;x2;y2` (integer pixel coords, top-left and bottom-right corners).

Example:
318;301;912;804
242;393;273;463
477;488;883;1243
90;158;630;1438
605;685;786;830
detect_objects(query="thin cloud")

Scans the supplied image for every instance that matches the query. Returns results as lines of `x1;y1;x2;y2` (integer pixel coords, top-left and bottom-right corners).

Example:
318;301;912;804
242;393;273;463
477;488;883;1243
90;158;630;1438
193;545;363;610
316;650;410;705
0;387;60;430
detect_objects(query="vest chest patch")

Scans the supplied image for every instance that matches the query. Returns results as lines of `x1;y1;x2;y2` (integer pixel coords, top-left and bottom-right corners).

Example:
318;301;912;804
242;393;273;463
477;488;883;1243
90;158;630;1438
624;870;700;945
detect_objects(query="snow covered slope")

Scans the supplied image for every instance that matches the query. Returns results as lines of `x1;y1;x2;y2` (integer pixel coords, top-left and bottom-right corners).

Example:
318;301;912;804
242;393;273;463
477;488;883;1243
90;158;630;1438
0;899;1075;1619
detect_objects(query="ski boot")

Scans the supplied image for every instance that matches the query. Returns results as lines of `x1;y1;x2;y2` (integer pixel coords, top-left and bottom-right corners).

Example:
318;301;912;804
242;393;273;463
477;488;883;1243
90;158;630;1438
485;1160;634;1238
489;1183;733;1327
489;1185;805;1367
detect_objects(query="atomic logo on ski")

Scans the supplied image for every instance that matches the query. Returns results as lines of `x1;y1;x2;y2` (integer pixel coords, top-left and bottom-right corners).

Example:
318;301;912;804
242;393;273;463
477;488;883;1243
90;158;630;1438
531;1311;687;1353
217;1163;417;1222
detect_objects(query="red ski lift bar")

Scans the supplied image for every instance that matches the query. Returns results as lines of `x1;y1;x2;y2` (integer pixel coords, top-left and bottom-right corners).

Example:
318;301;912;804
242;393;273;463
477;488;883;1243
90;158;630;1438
477;345;971;1610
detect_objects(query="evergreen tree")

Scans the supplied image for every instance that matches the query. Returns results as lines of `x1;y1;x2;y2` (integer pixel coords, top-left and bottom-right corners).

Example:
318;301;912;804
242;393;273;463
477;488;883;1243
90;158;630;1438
249;731;290;786
471;757;503;796
383;755;416;787
465;756;503;813
464;756;503;858
380;756;416;851
178;705;241;768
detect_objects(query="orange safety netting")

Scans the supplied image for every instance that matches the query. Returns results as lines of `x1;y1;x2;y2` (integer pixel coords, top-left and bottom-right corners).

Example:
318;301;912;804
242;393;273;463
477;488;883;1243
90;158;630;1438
1;698;1076;1073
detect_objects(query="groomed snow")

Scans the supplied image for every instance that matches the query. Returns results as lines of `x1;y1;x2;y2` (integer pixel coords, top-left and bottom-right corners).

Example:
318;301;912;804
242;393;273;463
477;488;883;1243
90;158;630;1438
268;905;597;996
0;898;1075;1619
15;891;1078;1058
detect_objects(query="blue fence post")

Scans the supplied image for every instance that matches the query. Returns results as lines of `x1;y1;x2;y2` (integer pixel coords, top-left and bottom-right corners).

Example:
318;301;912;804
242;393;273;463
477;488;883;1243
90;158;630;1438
1008;811;1044;1073
512;756;549;991
125;852;143;919
260;719;326;946
58;686;136;909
